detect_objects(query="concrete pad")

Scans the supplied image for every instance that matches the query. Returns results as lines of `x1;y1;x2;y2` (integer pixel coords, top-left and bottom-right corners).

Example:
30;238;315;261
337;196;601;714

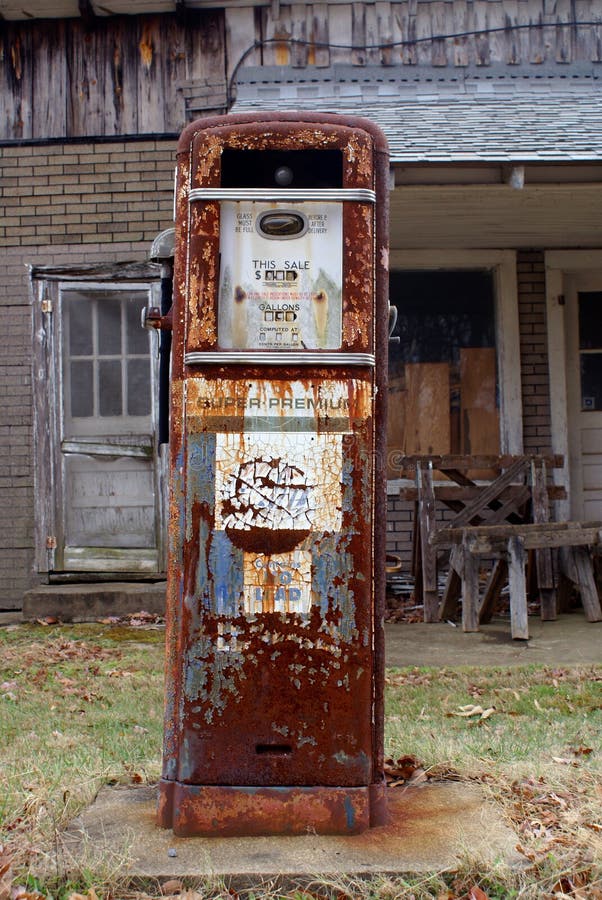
60;783;521;883
385;614;602;668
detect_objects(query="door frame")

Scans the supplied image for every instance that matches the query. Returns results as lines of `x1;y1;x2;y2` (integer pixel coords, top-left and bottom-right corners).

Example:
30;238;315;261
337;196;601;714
546;250;602;519
31;264;165;576
388;250;523;480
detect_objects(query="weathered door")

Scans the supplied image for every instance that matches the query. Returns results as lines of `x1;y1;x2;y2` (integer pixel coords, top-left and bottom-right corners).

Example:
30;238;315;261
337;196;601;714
566;274;602;519
33;275;165;575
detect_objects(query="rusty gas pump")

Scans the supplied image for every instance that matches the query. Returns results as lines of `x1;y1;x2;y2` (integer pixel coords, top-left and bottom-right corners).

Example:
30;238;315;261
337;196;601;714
154;112;390;836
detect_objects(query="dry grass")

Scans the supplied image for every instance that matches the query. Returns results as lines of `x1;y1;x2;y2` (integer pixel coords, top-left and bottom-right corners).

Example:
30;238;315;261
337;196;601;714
0;623;600;900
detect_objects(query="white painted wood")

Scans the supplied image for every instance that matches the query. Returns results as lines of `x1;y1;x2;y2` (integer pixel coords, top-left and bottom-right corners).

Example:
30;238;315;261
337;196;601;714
63;547;160;573
389;184;602;251
544;264;570;520
565;272;602;520
389;249;523;456
546;253;602;521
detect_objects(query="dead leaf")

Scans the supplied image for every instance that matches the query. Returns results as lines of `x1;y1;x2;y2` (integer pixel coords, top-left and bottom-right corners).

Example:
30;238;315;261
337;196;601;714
451;705;495;721
0;846;13;900
571;746;593;757
161;880;183;895
384;755;424;783
407;767;428;785
469;888;490;900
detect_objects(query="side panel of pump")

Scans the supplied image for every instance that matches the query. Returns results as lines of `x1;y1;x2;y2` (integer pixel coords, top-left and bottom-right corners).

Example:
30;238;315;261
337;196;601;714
159;113;389;836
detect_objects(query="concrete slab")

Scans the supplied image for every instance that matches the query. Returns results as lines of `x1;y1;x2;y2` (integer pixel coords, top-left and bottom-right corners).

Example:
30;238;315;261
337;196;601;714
60;783;521;883
385;614;602;668
22;582;166;623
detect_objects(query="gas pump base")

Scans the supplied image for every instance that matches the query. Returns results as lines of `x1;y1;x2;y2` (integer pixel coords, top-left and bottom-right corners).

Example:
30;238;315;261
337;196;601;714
157;780;388;837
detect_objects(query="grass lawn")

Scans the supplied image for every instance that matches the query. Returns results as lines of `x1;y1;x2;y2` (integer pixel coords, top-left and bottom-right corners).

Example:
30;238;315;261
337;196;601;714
0;622;600;900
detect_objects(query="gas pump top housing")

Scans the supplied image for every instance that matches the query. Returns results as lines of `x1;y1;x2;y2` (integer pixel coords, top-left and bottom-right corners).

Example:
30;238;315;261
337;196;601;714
158;112;390;836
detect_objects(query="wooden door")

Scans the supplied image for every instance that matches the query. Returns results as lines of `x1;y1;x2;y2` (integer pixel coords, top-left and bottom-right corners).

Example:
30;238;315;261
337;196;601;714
566;274;602;520
33;279;165;575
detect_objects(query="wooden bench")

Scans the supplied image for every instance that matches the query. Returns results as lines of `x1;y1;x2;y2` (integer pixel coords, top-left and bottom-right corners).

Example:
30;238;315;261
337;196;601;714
432;522;602;639
398;454;566;624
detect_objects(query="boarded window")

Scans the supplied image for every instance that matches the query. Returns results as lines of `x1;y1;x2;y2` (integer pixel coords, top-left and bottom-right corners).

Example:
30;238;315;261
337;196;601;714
388;270;499;473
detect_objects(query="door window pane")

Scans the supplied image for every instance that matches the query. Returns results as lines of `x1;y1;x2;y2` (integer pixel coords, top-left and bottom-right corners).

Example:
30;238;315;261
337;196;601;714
581;355;602;411
578;292;602;350
126;297;149;354
68;300;93;356
70;360;94;417
578;293;602;411
98;296;122;355
99;360;123;416
127;359;151;415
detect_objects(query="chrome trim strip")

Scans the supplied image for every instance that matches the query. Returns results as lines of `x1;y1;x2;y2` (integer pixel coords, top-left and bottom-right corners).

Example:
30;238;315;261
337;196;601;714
184;351;376;367
188;188;376;204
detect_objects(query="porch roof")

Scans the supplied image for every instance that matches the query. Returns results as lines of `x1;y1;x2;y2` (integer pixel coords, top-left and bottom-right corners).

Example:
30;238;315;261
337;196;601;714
230;64;602;164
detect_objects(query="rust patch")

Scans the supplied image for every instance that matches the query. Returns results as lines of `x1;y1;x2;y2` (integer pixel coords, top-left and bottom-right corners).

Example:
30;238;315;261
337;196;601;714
139;25;154;69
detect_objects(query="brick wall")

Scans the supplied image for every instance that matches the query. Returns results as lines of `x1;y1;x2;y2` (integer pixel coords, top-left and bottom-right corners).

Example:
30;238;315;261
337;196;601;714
0;138;176;609
517;250;552;455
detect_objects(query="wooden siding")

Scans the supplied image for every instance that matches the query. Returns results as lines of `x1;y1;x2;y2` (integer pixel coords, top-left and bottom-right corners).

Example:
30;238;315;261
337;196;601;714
1;2;602;141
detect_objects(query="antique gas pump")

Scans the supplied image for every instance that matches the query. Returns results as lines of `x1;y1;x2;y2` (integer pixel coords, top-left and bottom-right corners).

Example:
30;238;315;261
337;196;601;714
156;112;390;836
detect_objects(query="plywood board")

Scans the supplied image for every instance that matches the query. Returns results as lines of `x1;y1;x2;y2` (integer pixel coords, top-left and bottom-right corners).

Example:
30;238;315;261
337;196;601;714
403;363;451;456
460;347;500;455
387;375;406;478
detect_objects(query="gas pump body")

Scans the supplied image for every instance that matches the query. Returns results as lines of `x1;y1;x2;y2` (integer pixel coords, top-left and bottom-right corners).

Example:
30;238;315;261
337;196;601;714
158;112;390;836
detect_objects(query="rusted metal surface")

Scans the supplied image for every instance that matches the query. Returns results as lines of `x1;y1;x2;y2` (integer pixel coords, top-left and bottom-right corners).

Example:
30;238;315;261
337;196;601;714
159;112;390;836
160;784;372;837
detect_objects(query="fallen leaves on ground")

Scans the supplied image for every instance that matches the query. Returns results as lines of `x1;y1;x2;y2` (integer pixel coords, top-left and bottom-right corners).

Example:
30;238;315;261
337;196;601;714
385;668;434;687
384;754;429;786
97;610;164;628
3;639;115;672
449;704;495;721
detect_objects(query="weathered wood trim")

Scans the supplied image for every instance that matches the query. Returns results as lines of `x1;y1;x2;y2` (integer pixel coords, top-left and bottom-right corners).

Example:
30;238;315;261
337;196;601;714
62;547;160;572
32;20;66;139
32;278;57;573
389;248;523;457
3;5;602;141
61;440;153;458
226;5;261;80
494;250;523;455
0;24;33;140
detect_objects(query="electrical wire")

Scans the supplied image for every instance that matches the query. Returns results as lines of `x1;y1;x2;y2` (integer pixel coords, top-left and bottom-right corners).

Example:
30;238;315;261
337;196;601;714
227;19;601;107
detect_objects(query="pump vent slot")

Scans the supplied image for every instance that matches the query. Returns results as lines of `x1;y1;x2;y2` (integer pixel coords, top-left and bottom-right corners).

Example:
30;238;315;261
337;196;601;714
255;743;293;756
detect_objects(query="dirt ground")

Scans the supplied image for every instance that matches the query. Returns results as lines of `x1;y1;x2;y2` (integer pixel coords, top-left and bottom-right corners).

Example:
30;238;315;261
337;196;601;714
385;613;601;667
